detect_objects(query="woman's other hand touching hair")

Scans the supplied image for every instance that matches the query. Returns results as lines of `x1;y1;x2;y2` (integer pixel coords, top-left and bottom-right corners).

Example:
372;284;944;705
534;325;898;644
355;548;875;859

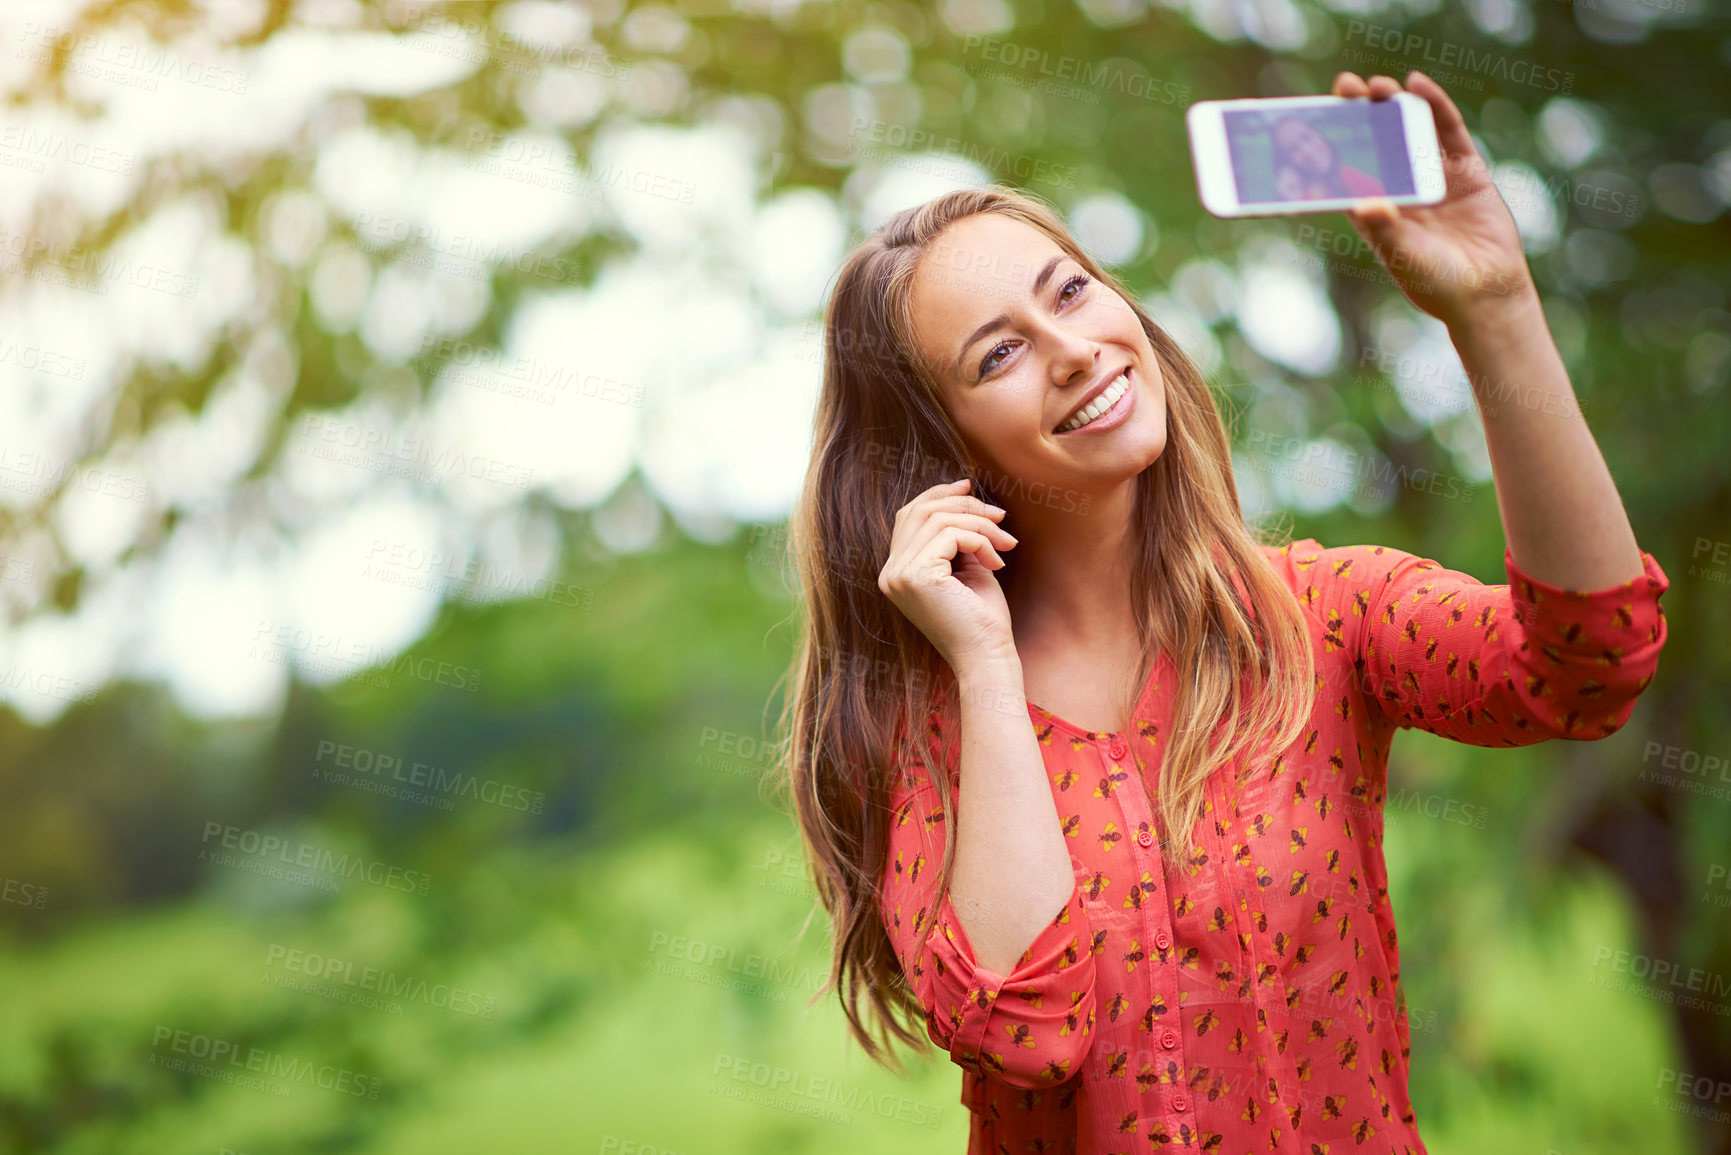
876;478;1021;676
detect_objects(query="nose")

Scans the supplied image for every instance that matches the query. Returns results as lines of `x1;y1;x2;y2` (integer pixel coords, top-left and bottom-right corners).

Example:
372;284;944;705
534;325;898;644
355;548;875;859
1044;315;1100;388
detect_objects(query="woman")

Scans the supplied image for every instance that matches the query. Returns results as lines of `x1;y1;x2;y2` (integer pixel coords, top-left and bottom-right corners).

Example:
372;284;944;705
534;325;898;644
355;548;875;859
774;71;1669;1152
1274;161;1308;202
1270;112;1387;200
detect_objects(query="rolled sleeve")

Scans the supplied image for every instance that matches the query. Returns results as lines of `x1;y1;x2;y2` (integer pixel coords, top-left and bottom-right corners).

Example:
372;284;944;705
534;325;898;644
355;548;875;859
1354;542;1670;745
879;708;1098;1090
1497;545;1670;739
919;883;1097;1087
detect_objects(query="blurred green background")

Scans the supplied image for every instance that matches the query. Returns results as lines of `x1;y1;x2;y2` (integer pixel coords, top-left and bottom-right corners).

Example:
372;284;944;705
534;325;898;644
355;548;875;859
0;0;1728;1152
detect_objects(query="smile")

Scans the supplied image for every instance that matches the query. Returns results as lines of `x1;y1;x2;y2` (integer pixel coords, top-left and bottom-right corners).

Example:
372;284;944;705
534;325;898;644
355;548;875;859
1056;367;1133;434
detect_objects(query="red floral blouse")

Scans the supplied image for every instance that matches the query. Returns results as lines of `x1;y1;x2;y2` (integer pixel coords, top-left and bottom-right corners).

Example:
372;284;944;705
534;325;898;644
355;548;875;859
881;539;1670;1154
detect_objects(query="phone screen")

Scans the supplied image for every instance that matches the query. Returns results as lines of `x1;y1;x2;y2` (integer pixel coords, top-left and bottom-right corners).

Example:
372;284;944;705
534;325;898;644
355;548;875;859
1224;101;1415;206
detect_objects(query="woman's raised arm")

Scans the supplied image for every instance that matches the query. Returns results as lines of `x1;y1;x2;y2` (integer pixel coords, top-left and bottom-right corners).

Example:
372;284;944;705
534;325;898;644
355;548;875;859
1332;68;1644;590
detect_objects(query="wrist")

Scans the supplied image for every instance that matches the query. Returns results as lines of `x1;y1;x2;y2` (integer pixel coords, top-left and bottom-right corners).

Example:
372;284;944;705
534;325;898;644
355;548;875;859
1445;284;1546;346
954;652;1024;691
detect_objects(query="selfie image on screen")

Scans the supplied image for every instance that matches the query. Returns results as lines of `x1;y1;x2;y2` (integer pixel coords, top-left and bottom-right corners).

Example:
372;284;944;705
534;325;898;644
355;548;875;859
1224;102;1416;204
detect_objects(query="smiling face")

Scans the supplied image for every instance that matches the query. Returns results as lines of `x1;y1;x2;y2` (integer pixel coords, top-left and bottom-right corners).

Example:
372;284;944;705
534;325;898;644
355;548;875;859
1272;117;1335;176
1274;164;1306;200
903;213;1168;499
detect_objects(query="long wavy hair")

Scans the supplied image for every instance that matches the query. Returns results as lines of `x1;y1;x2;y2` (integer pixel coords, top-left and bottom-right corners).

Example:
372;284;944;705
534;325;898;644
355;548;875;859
767;183;1316;1076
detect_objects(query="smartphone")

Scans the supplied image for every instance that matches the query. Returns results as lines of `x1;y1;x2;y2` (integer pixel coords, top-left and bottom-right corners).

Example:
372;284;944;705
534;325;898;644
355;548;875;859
1186;93;1446;218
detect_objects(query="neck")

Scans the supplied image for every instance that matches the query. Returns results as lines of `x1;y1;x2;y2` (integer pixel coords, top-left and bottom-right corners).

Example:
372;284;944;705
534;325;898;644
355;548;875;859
999;474;1142;650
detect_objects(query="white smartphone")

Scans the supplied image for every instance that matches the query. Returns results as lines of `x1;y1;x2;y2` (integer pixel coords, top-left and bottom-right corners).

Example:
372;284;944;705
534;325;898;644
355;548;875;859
1186;93;1446;218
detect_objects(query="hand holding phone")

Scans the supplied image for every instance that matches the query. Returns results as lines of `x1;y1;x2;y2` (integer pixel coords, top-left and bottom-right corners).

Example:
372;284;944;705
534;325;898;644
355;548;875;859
1187;90;1444;217
1191;71;1533;330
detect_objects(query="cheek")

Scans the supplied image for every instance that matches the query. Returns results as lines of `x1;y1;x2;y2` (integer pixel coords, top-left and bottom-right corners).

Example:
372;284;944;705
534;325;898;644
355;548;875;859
962;385;1041;443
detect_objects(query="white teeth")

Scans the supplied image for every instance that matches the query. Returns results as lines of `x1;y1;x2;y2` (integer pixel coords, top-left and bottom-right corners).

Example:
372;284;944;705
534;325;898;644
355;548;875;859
1058;369;1130;433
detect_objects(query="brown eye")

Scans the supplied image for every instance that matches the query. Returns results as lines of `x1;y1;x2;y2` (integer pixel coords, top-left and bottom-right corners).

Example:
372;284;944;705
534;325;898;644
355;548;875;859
979;342;1012;377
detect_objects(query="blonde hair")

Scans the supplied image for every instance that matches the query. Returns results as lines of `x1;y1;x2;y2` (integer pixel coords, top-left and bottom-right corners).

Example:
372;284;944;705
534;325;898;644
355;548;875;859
767;183;1316;1075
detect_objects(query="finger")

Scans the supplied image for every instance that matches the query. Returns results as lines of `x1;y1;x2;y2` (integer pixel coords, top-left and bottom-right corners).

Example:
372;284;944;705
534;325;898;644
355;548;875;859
938;527;1004;571
1403;70;1477;163
1364;74;1404;100
920;478;971;501
901;481;986;525
1345;196;1406;261
1332;71;1368;98
912;510;1018;557
901;494;1006;542
931;494;1006;521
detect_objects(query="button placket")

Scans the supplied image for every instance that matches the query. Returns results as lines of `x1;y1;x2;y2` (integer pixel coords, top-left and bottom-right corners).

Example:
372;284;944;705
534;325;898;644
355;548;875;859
1108;730;1185;1124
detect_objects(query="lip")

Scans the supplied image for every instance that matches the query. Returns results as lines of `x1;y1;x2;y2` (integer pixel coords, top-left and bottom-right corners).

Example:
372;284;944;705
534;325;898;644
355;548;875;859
1055;366;1135;436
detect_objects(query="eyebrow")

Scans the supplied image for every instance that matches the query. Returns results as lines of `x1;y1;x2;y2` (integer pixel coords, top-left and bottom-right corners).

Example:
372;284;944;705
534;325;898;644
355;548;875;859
952;253;1067;380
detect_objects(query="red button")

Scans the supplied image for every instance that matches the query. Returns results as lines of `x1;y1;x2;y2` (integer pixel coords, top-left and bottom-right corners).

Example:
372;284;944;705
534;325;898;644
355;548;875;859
1173;1095;1188;1112
1160;1029;1178;1049
1155;929;1171;950
1109;739;1128;760
1137;829;1154;848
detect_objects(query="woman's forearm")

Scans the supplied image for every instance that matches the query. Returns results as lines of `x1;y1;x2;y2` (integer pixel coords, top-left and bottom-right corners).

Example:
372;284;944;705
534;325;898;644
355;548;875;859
946;658;1076;977
1448;292;1645;590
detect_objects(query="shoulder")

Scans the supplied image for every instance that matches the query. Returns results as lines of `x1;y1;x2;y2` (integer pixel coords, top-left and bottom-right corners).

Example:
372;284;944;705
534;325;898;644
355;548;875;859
1259;539;1429;587
1256;539;1442;634
1340;166;1385;196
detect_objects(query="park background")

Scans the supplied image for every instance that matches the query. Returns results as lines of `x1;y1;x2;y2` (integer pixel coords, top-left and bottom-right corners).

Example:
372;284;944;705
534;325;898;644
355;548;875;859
0;0;1728;1151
